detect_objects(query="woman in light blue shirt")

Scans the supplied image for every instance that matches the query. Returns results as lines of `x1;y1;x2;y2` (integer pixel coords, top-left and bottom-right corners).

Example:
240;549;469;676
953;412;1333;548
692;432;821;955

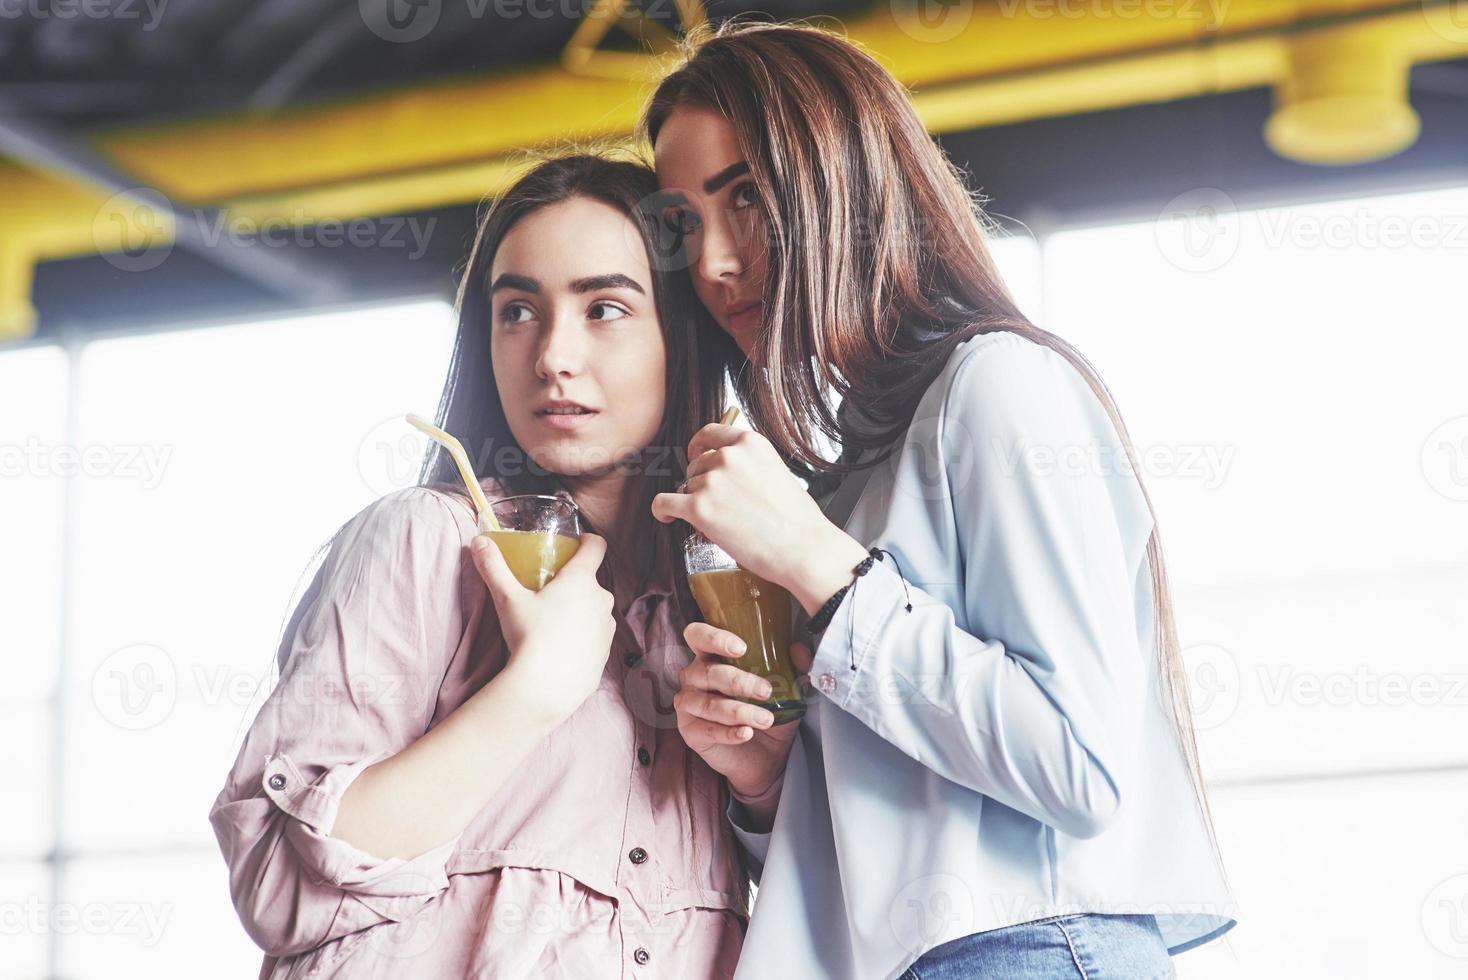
644;22;1237;980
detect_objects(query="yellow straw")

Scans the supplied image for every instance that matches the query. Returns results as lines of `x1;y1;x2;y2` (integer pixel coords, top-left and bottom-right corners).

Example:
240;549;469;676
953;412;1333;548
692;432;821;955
720;407;741;427
404;413;501;532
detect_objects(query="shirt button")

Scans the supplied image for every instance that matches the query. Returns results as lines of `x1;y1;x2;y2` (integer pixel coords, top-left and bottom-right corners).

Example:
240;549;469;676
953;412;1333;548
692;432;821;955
623;651;642;667
633;947;650;965
268;773;287;791
637;747;651;767
628;846;648;865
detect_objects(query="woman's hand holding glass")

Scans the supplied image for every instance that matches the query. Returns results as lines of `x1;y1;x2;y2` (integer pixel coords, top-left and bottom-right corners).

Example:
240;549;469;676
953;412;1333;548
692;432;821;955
651;422;871;617
674;622;813;802
470;531;616;724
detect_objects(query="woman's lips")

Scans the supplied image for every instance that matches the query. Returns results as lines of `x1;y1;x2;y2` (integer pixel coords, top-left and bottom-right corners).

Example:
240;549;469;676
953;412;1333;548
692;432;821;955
534;410;600;431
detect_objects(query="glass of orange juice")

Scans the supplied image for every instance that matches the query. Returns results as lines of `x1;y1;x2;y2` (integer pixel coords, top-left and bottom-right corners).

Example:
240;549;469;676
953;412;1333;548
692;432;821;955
485;494;581;591
685;530;806;726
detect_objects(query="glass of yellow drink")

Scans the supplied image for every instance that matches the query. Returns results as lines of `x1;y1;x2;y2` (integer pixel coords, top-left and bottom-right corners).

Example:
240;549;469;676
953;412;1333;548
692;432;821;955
684;531;805;726
485;494;581;591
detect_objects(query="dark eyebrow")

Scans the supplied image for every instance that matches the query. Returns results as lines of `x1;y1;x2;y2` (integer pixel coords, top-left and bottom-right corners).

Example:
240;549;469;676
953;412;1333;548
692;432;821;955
703;161;750;195
489;273;539;294
570;273;645;295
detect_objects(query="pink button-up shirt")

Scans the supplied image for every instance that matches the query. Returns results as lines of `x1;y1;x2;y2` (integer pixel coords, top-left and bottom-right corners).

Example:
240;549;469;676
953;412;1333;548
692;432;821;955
209;481;747;979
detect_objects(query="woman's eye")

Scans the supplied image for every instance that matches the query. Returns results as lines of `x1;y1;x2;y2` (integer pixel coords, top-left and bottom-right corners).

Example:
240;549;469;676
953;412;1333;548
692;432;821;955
588;302;630;322
732;182;759;209
498;303;534;325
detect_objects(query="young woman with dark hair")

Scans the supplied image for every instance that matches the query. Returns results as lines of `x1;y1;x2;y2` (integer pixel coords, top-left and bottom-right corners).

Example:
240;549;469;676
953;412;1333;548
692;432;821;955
210;153;749;979
644;22;1236;980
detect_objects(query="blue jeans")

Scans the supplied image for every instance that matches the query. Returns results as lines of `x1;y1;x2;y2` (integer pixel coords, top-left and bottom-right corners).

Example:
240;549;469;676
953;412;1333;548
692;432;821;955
899;914;1175;979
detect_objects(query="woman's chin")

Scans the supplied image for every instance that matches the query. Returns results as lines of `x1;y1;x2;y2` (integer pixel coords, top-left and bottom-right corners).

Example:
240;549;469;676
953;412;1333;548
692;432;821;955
526;441;636;480
735;328;764;363
725;330;759;363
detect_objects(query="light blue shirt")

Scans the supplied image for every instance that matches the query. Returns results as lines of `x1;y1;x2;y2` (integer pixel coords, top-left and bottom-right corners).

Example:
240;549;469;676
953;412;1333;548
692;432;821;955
729;331;1236;980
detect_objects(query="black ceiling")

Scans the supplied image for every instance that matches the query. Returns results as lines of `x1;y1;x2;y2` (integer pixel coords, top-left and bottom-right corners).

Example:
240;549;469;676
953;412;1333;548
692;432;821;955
0;0;867;129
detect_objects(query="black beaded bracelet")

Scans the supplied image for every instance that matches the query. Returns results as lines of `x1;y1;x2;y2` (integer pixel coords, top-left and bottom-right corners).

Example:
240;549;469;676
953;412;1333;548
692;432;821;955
804;547;913;641
804;582;852;635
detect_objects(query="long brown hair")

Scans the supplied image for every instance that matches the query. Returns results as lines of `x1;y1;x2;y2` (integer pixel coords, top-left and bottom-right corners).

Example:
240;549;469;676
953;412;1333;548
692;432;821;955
644;22;1226;874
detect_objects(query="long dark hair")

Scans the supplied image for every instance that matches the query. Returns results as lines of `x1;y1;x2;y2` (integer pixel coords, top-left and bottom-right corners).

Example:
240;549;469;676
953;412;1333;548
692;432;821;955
643;22;1226;877
418;151;733;595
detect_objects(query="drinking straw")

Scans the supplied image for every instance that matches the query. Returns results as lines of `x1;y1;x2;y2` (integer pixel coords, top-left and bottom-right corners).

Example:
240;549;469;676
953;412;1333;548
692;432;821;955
404;413;501;533
720;407;741;427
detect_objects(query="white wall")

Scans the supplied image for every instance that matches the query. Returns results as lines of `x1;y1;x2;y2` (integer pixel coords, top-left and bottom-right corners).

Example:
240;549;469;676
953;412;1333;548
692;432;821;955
1025;184;1468;978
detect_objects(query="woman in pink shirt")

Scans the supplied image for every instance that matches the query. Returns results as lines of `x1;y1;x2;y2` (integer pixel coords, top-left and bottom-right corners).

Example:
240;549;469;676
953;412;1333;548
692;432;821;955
209;154;750;978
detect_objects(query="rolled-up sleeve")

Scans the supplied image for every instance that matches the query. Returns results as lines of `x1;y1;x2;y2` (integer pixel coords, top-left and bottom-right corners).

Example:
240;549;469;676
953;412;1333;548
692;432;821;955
810;336;1156;840
724;777;781;884
208;487;473;957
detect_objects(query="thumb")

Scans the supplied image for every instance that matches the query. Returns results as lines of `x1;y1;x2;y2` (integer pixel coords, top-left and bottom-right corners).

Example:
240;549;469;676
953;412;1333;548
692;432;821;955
790;640;815;677
470;533;526;605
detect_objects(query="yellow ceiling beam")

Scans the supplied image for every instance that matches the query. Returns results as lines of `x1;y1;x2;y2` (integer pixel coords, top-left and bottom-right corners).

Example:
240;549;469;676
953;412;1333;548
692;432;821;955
105;66;652;203
3;0;1467;340
19;0;1460;213
1;246;37;343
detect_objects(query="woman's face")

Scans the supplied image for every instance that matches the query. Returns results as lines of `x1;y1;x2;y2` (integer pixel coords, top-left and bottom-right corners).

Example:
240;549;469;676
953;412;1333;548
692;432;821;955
653;104;769;359
490;196;668;479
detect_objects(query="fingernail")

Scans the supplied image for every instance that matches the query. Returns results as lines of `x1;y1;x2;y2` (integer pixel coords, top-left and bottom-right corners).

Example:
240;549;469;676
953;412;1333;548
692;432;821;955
757;682;773;699
739;727;753;740
730;640;747;656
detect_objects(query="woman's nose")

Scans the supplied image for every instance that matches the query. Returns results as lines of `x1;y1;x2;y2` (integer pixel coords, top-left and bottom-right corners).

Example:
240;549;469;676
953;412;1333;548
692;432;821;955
535;319;587;380
696;210;745;286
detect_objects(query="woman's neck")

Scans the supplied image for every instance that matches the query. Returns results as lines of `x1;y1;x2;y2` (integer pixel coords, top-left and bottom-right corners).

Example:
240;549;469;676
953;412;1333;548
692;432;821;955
560;469;649;599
